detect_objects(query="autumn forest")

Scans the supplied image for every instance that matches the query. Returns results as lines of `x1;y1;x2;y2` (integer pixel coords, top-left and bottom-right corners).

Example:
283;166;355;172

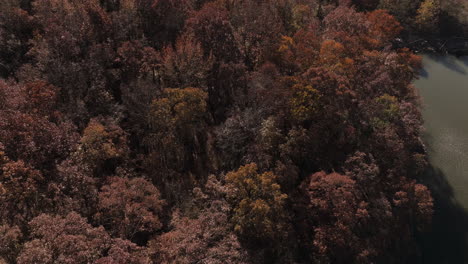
0;0;467;263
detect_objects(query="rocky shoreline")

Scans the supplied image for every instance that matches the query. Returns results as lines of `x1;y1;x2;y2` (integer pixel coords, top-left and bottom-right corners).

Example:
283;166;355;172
395;35;468;56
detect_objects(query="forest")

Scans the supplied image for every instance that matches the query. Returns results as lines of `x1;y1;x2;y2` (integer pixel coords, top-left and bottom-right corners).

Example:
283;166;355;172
0;0;467;263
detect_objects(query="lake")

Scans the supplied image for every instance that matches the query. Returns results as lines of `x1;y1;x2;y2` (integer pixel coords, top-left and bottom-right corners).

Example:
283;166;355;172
415;54;468;263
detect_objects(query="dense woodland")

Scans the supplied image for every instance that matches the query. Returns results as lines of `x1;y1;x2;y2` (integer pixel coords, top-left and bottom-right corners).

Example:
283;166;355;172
0;0;467;263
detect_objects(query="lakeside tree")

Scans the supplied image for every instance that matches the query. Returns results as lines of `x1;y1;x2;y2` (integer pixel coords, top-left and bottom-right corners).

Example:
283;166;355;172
0;0;437;263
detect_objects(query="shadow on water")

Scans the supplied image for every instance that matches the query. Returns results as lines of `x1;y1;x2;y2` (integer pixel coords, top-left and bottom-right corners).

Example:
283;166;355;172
428;55;467;75
419;67;429;79
419;165;468;264
460;56;468;67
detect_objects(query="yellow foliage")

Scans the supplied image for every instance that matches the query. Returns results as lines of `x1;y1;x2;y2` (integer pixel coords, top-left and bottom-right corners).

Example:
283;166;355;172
319;40;346;66
415;0;440;32
292;4;313;30
146;87;207;155
226;163;288;243
371;94;400;129
278;35;294;52
290;81;321;122
149;88;208;133
81;119;126;165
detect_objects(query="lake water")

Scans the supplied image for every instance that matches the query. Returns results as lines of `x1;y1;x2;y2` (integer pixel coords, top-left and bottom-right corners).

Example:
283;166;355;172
415;55;468;263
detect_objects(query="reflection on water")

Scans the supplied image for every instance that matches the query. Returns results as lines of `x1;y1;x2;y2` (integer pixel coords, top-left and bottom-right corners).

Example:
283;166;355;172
415;55;468;263
417;55;468;208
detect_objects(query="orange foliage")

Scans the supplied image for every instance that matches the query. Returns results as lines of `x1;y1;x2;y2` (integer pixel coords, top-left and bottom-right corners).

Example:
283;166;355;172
367;10;403;45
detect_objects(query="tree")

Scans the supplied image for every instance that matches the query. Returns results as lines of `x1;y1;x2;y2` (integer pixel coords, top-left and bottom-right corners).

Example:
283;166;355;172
0;223;23;263
22;80;59;115
0;1;436;263
51;156;98;217
16;212;110;264
226;163;289;247
415;0;441;33
302;171;374;263
207;61;248;122
0;1;34;78
134;0;191;46
370;94;400;130
215;109;263;170
157;33;213;88
145;87;208;177
94;238;150;264
378;0;422;25
289;78;321;122
144;87;209;202
186;2;241;63
148;87;207;140
228;0;286;68
117;40;158;83
393;180;433;230
0;80;78;169
95;176;165;241
290;3;317;31
367;9;403;45
277;28;321;72
16;212;149;264
79;118;129;173
323;7;367;39
150;176;250;264
0;150;44;225
353;0;380;10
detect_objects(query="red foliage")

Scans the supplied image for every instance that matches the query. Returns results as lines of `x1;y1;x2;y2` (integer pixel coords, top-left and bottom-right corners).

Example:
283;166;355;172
303;171;372;262
157;33;213;88
0;1;435;263
95;176;165;240
186;2;241;62
0;5;35;77
17;212;110;264
150;176;249;264
0;224;23;263
229;0;286;68
0;157;44;225
16;212;149;264
23;81;59;115
0;111;77;167
94;238;150;264
367;10;403;44
117;40;158;82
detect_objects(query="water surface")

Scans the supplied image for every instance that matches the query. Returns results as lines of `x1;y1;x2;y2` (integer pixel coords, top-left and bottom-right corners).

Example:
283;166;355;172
417;55;468;208
415;54;468;263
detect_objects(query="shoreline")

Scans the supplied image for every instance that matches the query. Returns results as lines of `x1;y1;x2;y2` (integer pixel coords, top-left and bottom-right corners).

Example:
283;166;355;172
395;35;468;57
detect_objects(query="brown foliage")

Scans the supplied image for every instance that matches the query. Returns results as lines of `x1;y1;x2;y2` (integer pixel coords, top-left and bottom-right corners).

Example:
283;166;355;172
17;212;110;264
0;1;435;263
95;176;165;240
0;224;23;263
151;176;249;264
0;158;44;225
16;212;149;264
186;2;241;63
158;33;214;88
